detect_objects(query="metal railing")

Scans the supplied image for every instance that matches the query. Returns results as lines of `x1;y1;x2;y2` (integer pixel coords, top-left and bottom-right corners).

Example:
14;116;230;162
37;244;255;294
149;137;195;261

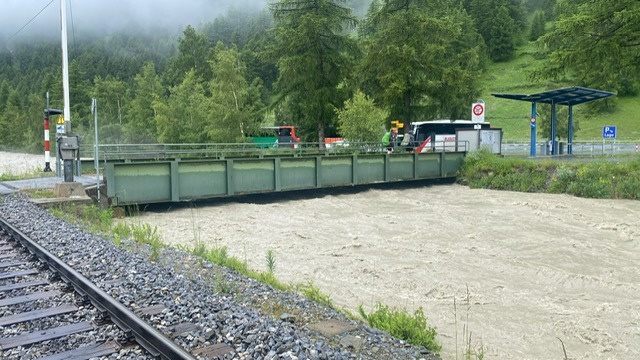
501;140;640;157
79;140;469;162
75;140;639;165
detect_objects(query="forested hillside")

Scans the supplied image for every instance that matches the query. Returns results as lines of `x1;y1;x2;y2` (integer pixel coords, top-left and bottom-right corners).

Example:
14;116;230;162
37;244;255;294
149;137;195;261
0;0;637;152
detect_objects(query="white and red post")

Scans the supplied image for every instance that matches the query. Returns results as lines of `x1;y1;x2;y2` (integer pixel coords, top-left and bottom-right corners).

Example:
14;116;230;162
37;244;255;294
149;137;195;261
43;113;52;172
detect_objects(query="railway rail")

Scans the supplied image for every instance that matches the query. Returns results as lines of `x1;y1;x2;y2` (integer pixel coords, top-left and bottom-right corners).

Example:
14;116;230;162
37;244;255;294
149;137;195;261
0;217;195;360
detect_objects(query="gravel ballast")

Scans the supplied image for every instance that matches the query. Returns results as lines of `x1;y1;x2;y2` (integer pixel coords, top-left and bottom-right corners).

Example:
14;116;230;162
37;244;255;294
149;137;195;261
0;193;439;360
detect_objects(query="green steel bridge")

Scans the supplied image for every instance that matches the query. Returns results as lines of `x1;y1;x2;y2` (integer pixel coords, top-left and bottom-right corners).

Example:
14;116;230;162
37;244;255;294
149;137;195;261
84;143;467;206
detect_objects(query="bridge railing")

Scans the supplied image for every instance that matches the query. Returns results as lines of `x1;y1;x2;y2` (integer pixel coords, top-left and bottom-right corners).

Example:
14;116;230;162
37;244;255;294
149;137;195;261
80;140;468;162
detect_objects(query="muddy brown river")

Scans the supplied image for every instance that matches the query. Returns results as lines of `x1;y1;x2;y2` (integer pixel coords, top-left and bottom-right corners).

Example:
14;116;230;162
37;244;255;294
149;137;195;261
133;183;640;360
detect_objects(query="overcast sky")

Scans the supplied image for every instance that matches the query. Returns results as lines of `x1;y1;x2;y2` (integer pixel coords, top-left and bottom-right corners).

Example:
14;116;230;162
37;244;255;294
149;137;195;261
0;0;271;42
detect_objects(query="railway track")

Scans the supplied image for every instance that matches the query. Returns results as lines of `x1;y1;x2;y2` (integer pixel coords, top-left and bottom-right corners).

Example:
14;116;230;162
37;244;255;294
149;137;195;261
0;217;195;360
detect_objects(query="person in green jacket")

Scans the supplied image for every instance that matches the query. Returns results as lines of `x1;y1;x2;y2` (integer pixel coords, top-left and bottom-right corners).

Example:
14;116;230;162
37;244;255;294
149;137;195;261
381;129;397;153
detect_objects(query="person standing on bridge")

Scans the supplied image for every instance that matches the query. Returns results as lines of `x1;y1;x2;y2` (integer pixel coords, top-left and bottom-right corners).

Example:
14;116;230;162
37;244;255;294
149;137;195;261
382;129;397;153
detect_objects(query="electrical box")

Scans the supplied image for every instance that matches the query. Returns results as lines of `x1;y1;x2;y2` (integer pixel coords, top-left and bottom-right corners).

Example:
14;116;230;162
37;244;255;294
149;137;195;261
58;136;79;160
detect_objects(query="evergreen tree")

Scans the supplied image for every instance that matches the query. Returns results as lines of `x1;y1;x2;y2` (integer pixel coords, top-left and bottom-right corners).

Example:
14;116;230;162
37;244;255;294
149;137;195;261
0;81;9;114
529;10;546;41
269;0;358;144
165;26;213;87
90;76;129;144
240;12;278;94
359;0;484;125
0;89;28;149
487;5;516;62
542;0;556;20
65;60;90;131
357;0;382;38
534;0;640;96
469;0;523;62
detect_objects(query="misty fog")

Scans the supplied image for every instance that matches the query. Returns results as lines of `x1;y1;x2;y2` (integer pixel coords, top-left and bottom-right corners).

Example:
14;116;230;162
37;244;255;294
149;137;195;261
0;0;272;42
1;0;374;45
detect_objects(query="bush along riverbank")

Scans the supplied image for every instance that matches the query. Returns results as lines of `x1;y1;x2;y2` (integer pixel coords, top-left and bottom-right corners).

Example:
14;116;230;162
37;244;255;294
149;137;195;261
458;150;640;200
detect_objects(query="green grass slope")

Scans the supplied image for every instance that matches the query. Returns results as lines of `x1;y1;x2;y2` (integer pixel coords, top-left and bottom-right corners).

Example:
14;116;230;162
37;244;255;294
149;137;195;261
479;43;640;141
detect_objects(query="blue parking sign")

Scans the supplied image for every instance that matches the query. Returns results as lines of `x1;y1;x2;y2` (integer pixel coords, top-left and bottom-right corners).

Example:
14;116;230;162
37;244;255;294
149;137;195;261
603;126;616;139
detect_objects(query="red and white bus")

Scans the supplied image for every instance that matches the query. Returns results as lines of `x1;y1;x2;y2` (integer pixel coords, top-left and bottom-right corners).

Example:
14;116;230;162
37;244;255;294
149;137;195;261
408;120;492;152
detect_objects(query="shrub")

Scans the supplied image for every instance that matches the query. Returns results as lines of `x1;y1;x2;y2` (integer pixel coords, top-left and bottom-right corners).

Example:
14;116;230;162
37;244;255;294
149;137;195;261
358;303;441;353
458;151;640;200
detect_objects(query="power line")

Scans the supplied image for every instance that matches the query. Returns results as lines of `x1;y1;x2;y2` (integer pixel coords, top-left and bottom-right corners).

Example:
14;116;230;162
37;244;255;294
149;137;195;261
7;0;56;42
69;0;77;49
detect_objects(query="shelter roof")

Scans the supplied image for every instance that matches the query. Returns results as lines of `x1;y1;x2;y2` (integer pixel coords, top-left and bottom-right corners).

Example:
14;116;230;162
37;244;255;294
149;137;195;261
492;86;615;106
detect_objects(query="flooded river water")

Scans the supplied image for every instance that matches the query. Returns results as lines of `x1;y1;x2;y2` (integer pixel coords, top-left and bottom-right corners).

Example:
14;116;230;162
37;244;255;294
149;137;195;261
137;183;640;360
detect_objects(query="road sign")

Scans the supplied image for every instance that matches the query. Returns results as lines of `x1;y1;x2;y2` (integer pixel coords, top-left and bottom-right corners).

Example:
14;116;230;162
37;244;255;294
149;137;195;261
471;101;485;123
602;126;616;139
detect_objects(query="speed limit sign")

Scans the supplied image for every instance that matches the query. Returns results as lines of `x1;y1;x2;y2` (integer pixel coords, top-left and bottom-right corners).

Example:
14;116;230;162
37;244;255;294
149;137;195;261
472;101;485;123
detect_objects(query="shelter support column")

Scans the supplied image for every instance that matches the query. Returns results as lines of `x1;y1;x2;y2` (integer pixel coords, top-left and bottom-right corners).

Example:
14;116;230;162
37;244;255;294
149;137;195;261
530;102;537;157
551;100;557;155
568;105;574;155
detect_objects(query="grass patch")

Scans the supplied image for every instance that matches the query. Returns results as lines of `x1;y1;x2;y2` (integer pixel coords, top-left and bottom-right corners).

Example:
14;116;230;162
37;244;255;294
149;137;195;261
358;303;441;353
50;203;114;234
296;281;334;309
0;169;57;181
49;203;165;261
480;42;640;141
198;246;289;291
21;188;56;198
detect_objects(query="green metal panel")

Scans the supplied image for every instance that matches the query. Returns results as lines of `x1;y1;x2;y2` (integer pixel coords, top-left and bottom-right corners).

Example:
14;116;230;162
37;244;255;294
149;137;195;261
111;163;171;204
416;153;442;178
388;154;415;181
315;157;322;188
355;156;385;183
442;152;465;176
178;161;227;199
232;159;275;193
321;157;353;186
171;161;179;201
280;158;317;190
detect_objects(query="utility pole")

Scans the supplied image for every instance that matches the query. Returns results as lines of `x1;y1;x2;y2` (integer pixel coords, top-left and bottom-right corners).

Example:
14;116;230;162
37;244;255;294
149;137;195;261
92;99;100;202
60;0;71;135
58;0;79;183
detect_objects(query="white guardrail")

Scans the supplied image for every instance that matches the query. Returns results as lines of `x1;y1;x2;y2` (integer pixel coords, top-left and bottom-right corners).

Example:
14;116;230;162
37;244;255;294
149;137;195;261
501;140;640;157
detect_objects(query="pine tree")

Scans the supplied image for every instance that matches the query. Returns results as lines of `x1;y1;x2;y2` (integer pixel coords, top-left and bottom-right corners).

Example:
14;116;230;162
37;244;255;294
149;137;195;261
487;5;516;62
529;10;546;41
269;0;357;144
359;0;484;124
164;26;213;87
535;0;640;96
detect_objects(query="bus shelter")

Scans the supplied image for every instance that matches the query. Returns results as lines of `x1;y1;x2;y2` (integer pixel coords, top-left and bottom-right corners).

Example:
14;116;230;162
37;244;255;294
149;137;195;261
492;87;615;156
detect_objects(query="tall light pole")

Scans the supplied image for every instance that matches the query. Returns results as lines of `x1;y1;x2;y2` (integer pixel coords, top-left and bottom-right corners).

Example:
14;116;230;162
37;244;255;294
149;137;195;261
60;0;71;134
58;0;79;183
